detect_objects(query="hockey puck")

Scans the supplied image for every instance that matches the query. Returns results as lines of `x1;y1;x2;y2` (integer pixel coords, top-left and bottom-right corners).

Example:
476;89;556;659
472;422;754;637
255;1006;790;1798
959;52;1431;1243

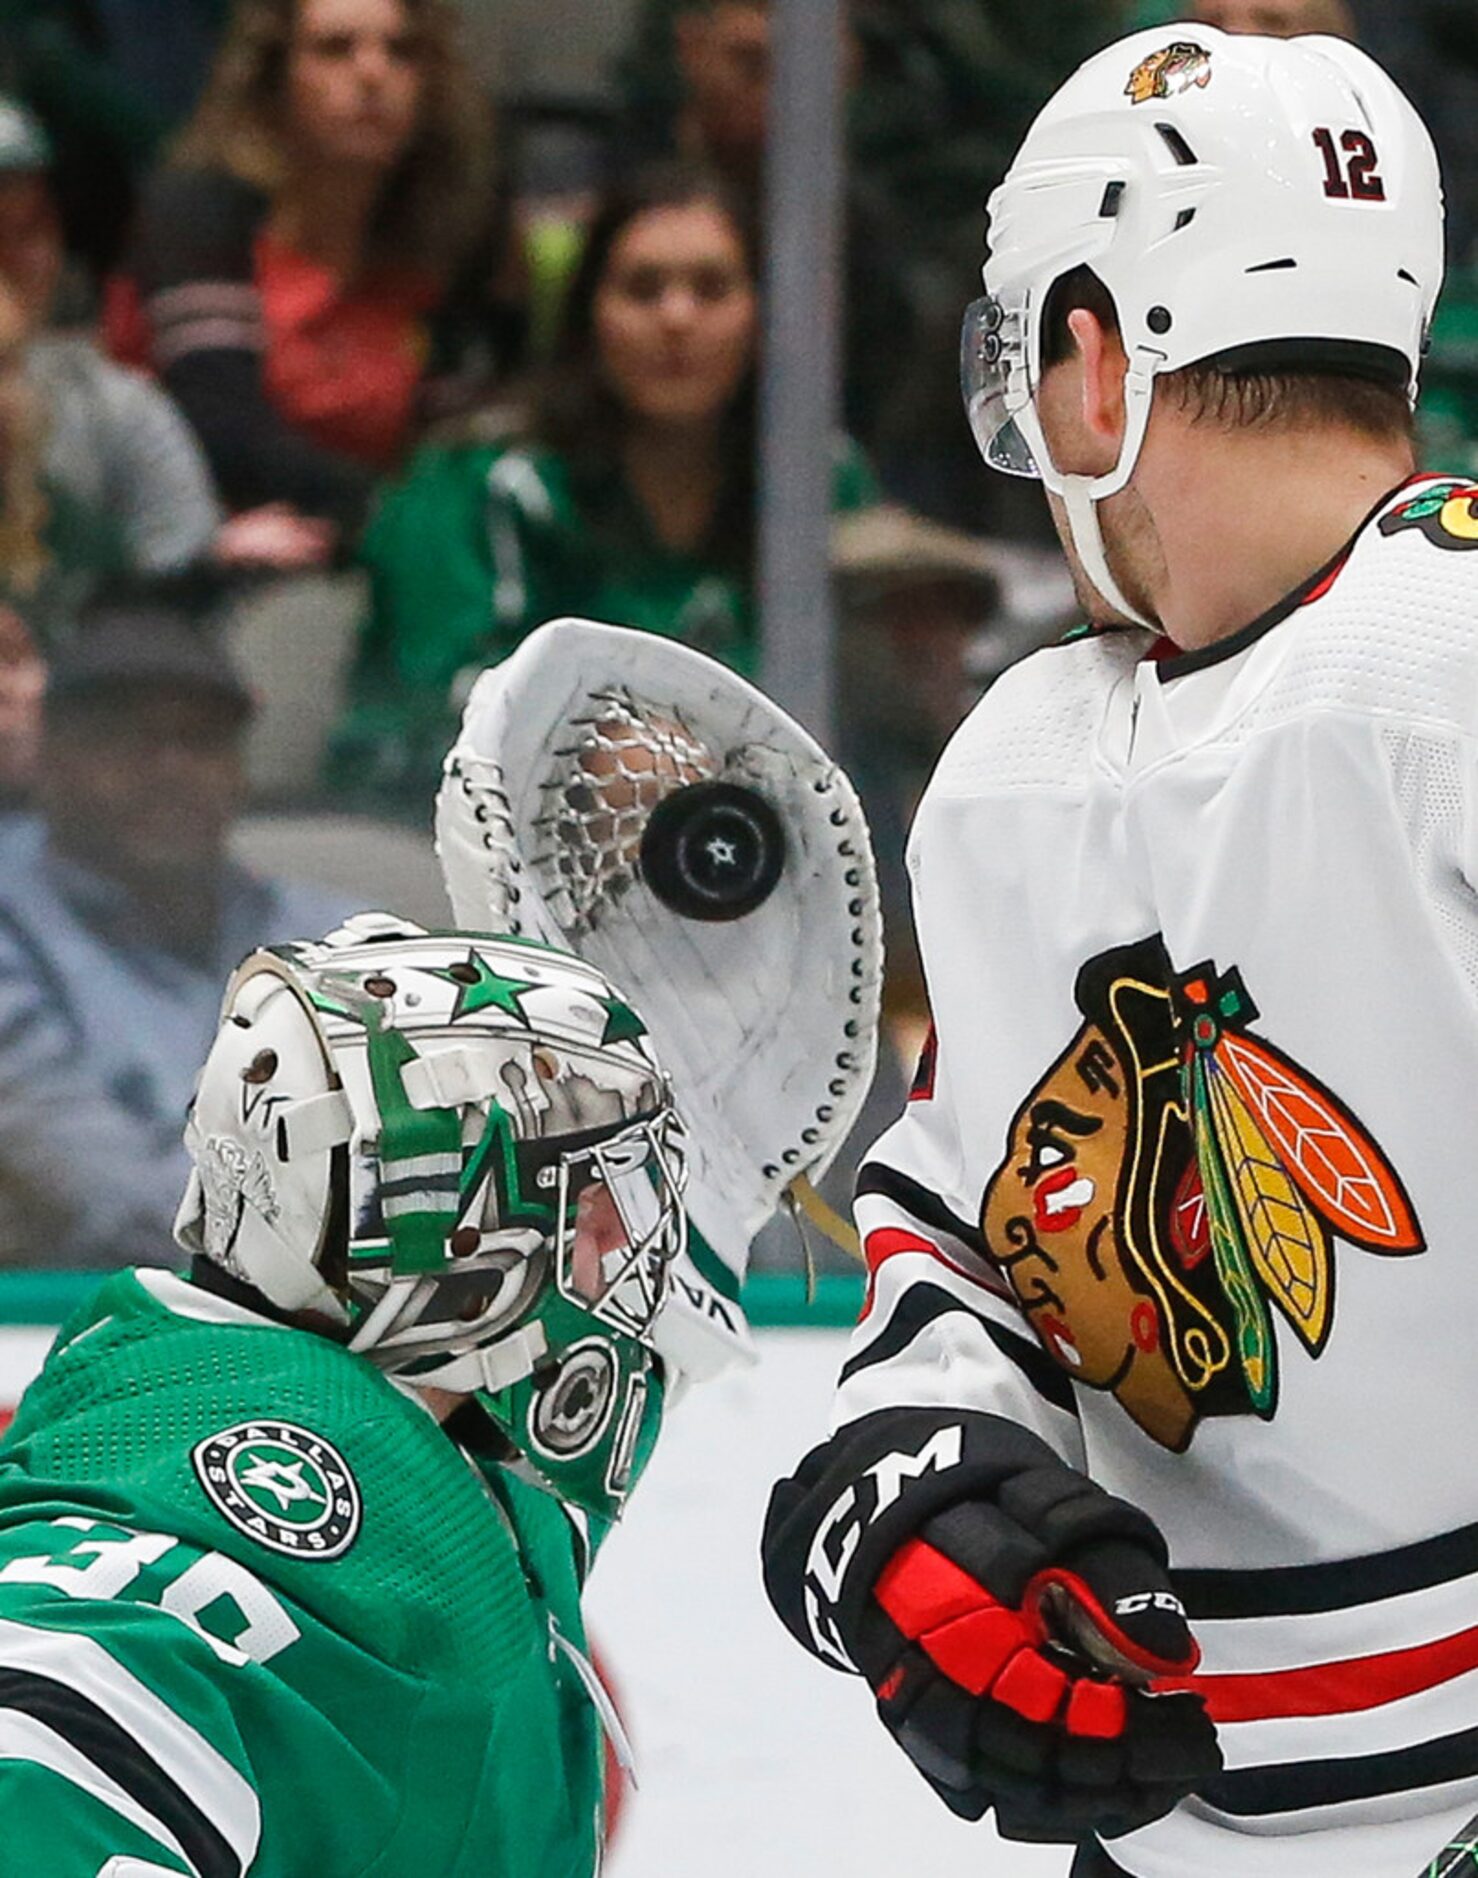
639;781;785;922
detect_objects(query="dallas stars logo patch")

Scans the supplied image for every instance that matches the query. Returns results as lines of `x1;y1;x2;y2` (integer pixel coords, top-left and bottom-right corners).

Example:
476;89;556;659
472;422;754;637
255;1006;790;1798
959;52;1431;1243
193;1420;362;1560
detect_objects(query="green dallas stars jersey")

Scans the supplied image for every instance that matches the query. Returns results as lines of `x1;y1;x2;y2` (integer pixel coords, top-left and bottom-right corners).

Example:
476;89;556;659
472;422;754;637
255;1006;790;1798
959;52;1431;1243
0;1267;608;1878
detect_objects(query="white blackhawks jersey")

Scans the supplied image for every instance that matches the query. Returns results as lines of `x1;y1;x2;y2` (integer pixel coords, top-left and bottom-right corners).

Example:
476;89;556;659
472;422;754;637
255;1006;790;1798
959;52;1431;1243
842;474;1478;1877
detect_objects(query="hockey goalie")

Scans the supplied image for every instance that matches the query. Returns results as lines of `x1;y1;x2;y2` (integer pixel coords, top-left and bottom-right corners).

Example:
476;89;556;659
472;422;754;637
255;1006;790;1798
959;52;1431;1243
0;626;881;1876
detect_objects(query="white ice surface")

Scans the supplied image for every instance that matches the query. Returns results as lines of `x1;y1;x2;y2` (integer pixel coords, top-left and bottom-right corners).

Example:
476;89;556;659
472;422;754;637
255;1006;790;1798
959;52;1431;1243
0;1329;60;1404
586;1330;1073;1878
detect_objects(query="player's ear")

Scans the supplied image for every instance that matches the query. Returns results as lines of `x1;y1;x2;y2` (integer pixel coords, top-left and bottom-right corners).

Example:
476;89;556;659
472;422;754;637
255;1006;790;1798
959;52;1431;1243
1066;307;1129;474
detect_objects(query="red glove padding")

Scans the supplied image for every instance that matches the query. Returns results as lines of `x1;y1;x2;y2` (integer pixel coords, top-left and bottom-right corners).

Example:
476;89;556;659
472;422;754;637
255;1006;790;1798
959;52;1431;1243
856;1500;1220;1840
875;1535;1198;1737
761;1407;1221;1841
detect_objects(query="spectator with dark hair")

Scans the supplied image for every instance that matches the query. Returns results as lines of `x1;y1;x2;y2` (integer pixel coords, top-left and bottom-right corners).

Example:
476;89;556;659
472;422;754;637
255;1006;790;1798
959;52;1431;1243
106;0;504;553
327;162;876;816
616;0;1129;533
0;0;228;288
609;0;907;452
0;604;353;1267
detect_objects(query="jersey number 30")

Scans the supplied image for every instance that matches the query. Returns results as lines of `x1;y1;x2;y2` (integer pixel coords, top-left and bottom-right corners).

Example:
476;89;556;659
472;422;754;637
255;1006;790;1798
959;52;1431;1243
0;1518;299;1666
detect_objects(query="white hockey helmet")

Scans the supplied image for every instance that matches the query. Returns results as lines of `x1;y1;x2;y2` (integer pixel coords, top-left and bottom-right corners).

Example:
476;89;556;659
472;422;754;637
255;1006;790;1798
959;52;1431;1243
175;914;687;1517
962;24;1444;622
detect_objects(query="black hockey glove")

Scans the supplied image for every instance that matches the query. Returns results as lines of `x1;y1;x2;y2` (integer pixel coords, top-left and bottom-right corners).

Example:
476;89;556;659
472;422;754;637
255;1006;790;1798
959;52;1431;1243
762;1407;1221;1843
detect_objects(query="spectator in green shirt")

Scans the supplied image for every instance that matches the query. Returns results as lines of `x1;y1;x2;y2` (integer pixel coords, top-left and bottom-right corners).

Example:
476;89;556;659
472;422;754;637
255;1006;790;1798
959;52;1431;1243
328;162;876;820
616;0;1131;535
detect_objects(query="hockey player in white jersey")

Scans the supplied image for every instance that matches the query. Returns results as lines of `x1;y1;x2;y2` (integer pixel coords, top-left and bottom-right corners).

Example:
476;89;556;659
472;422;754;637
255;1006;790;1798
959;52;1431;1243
760;23;1478;1878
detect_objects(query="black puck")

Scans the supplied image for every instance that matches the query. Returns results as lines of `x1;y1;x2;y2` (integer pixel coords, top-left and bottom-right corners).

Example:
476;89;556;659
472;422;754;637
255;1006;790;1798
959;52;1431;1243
640;782;786;922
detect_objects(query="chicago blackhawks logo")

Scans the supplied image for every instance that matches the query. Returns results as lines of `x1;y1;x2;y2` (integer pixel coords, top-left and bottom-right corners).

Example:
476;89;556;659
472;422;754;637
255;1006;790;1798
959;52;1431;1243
1125;42;1213;106
193;1420;361;1559
1378;480;1478;551
982;938;1422;1452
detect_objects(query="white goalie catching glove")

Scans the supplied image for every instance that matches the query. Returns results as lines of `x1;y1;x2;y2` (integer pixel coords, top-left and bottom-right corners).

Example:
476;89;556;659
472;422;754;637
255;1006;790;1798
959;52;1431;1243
436;619;884;1383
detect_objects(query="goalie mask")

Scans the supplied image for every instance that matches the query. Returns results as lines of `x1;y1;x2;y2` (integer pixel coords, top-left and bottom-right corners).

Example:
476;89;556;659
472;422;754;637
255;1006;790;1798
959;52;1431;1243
175;914;686;1520
436;619;885;1383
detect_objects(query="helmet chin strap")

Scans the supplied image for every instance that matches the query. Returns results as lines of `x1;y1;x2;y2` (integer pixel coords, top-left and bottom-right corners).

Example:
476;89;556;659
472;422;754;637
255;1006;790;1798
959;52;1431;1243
414;1321;550;1396
1027;346;1163;633
1061;474;1155;630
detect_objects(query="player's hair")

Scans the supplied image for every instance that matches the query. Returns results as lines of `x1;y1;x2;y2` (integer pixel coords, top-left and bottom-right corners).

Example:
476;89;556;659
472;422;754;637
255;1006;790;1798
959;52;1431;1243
172;0;491;277
1040;264;1415;446
527;162;761;576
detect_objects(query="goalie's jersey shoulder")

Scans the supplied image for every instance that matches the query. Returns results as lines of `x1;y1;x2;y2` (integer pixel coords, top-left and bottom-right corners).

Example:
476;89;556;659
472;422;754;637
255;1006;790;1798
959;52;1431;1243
0;1269;550;1674
0;1269;602;1878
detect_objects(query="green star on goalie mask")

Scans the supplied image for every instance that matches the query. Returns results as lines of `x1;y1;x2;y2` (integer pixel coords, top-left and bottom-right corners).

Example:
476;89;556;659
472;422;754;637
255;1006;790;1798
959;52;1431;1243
175;914;687;1521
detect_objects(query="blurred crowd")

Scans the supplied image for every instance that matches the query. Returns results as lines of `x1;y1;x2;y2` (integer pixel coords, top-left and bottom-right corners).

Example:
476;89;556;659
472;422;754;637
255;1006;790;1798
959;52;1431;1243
0;0;1473;1269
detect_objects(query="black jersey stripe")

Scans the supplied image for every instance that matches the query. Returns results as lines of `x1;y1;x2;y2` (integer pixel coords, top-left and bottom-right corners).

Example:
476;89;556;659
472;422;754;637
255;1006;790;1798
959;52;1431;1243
0;1668;242;1878
1176;1517;1478;1620
839;1281;1077;1415
855;1162;988;1260
1201;1722;1478;1817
